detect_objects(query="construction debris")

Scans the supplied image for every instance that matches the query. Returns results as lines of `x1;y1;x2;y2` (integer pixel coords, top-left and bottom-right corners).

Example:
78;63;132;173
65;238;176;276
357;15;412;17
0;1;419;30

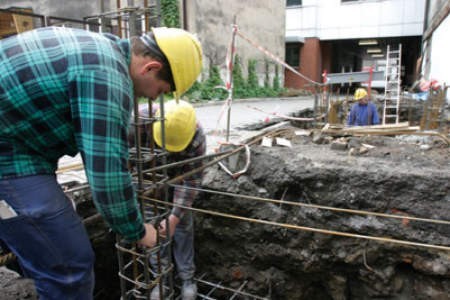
322;122;450;144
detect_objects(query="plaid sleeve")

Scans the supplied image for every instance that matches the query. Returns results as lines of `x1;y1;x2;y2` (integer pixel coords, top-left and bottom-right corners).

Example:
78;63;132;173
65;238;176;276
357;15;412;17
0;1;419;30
172;126;206;218
69;70;144;241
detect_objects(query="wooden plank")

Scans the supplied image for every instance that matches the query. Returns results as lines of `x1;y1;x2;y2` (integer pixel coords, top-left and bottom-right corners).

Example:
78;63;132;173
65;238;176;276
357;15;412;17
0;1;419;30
344;122;410;131
56;163;85;174
0;8;34;38
325;122;411;131
0;11;16;37
322;128;449;144
13;12;33;33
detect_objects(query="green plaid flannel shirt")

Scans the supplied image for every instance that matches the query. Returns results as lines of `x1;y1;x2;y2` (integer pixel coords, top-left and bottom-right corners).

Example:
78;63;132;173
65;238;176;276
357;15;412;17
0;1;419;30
0;27;144;241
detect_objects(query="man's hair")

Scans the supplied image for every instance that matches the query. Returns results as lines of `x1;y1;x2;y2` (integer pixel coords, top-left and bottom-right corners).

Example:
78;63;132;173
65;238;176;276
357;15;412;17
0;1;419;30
131;33;175;91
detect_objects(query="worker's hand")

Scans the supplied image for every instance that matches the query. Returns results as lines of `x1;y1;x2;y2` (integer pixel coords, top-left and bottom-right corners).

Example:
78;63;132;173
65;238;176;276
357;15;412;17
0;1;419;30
138;223;157;248
158;214;180;239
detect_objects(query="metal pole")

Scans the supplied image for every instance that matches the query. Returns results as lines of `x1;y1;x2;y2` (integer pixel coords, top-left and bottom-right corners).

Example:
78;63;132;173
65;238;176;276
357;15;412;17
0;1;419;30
117;0;122;37
438;85;448;132
129;9;137;37
313;87;318;128
226;17;238;142
144;0;149;32
154;2;174;296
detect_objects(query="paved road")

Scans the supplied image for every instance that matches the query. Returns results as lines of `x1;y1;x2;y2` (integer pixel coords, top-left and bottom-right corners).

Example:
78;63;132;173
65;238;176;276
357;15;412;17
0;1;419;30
57;96;314;183
194;96;314;151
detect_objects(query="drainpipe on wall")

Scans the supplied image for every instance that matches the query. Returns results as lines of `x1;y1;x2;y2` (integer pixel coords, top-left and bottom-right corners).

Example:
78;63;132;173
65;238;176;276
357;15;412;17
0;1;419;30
182;0;188;30
419;0;430;78
423;0;430;38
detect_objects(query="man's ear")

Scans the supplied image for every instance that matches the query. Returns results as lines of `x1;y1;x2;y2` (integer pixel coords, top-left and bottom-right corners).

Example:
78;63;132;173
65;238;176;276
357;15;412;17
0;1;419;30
140;61;162;75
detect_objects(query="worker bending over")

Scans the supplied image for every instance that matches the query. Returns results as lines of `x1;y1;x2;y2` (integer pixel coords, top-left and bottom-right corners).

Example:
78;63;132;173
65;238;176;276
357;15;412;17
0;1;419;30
0;26;202;299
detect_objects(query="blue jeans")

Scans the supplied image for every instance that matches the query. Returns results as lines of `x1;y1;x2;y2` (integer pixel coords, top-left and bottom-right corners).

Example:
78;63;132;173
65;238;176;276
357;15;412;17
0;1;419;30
0;175;95;300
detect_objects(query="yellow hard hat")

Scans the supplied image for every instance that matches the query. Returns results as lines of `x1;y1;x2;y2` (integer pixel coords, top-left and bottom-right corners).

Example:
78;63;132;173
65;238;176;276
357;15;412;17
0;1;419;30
153;100;197;152
354;88;368;100
152;27;203;100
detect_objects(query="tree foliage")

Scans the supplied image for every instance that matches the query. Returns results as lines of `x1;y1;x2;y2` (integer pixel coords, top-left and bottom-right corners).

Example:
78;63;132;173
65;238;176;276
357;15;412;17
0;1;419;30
161;0;180;28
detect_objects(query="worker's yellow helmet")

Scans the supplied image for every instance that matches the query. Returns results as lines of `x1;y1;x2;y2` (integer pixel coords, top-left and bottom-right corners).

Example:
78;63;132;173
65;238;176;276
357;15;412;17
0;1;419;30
152;27;203;100
354;88;368;100
153;100;197;152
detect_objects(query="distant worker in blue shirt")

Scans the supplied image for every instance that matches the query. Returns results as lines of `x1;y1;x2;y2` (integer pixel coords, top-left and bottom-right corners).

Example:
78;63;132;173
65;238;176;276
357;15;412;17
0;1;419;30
347;88;380;126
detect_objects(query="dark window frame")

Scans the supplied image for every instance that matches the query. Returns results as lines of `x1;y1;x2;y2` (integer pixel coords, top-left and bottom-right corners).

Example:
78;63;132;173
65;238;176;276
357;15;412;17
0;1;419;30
286;0;302;7
285;43;301;67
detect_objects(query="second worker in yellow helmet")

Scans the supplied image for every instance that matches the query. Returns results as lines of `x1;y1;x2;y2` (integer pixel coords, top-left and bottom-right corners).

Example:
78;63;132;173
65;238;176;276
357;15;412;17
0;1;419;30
129;100;206;300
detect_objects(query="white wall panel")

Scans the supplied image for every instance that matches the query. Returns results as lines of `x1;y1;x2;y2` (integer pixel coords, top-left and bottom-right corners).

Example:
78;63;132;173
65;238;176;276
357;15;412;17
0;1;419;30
429;15;450;102
286;0;425;40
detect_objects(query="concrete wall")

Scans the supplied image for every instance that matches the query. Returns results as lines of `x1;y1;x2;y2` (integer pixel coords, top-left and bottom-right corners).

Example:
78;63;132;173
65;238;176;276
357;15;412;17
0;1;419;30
0;0;102;20
429;15;450;95
184;0;286;85
1;0;286;87
0;1;155;22
286;0;425;41
422;0;450;102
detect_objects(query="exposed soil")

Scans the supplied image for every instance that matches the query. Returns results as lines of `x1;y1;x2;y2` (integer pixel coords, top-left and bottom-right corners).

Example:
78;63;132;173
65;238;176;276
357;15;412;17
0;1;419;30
1;123;449;299
195;128;450;299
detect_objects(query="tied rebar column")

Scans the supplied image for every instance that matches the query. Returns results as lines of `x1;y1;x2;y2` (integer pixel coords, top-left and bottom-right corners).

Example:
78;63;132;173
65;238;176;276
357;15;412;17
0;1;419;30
111;2;174;299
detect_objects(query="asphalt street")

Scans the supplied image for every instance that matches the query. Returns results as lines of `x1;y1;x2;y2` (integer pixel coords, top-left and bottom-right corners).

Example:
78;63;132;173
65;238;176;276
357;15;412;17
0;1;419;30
194;96;314;151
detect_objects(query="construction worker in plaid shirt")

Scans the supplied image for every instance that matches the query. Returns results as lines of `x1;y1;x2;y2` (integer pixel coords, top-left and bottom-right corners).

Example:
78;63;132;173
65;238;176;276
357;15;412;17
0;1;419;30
0;26;202;299
130;100;206;300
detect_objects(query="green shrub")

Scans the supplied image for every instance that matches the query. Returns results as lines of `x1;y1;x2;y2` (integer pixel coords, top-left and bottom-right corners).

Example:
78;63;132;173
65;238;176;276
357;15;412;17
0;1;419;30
161;0;180;28
185;56;285;101
232;55;247;98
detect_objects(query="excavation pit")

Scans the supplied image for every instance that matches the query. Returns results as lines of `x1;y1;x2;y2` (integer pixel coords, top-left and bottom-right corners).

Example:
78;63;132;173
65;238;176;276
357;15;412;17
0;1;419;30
1;124;449;300
194;129;449;299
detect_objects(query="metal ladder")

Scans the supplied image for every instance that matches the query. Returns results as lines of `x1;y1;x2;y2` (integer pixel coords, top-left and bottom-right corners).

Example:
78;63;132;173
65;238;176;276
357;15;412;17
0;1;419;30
382;44;402;124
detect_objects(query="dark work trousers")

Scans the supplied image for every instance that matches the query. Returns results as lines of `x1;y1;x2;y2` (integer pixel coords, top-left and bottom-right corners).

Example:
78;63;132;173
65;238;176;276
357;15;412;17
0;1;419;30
148;210;195;282
0;174;95;300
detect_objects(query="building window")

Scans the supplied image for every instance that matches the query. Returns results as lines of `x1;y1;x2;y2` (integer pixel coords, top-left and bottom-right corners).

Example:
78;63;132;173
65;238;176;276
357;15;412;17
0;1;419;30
286;0;302;7
286;43;300;67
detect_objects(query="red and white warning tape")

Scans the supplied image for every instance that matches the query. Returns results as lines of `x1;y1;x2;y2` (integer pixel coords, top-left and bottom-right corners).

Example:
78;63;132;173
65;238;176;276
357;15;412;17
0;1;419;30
235;28;325;87
213;24;326;140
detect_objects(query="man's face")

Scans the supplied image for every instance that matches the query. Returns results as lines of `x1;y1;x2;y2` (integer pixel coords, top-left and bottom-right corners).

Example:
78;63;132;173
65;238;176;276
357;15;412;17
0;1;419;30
140;71;171;100
359;96;369;105
132;59;172;100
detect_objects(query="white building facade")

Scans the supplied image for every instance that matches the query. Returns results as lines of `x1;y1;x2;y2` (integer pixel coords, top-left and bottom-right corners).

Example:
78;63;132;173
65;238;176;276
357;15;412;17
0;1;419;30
284;0;426;91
